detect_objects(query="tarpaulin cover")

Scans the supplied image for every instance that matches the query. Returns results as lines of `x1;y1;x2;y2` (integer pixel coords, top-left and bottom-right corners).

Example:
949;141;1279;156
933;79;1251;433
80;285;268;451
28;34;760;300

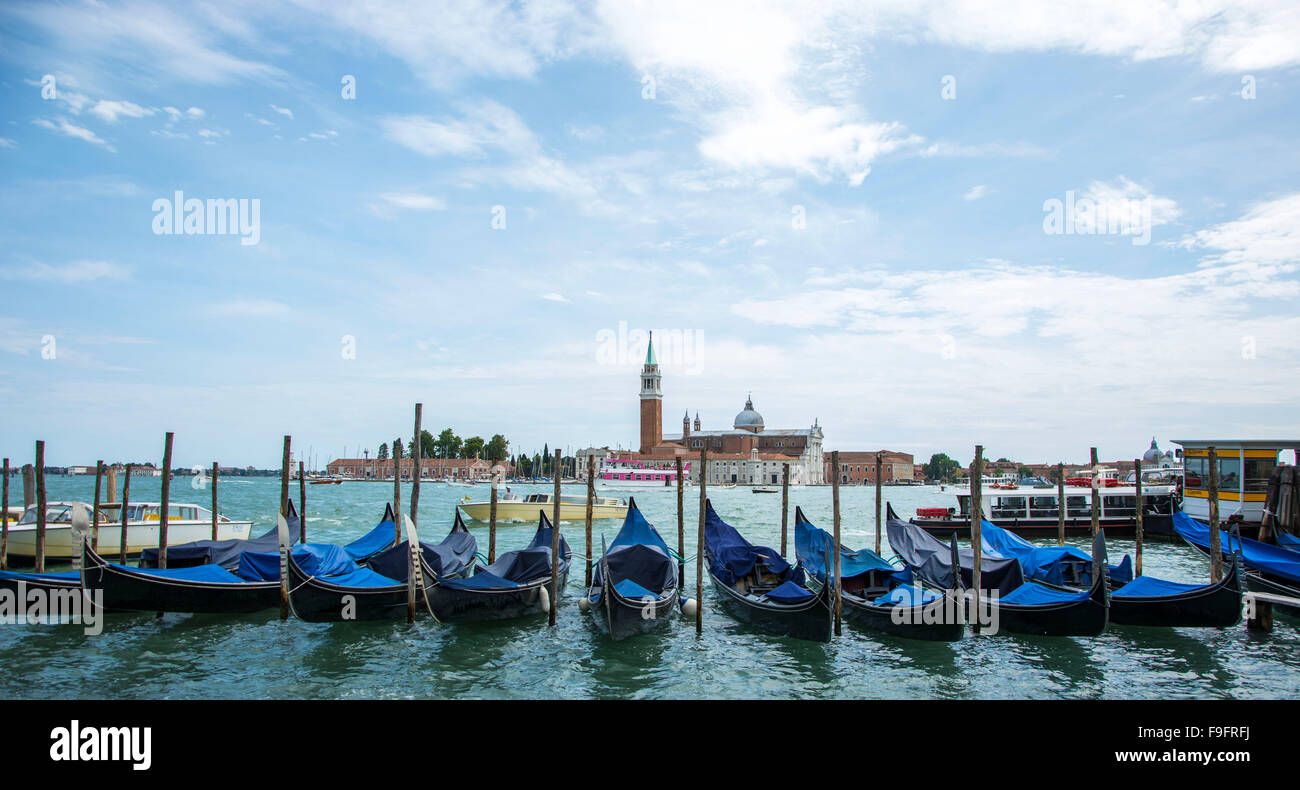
1277;531;1300;550
366;521;477;582
343;506;398;560
1174;510;1300;583
703;501;802;587
872;584;940;607
795;510;905;585
981;518;1133;587
764;580;815;604
315;567;402;589
125;563;248;584
795;513;892;580
138;505;303;570
1112;575;1210;598
998;582;1089;606
614;578;655;599
0;570;79;583
440;515;570;590
236;543;357;582
886;515;1024;595
592;501;677;600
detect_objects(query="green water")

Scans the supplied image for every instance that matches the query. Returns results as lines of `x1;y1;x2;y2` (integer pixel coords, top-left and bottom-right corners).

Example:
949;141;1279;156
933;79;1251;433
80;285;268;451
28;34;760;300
1;476;1296;699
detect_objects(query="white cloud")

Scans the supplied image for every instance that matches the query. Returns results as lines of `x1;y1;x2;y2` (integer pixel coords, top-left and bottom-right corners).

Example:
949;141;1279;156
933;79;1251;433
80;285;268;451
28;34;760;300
31;118;115;152
1077;176;1181;233
88;100;155;123
964;184;990;201
269;104;294;120
1178;192;1300;275
539;292;570;303
0;260;129;283
382;100;538;159
377;192;446;211
0;138;15;149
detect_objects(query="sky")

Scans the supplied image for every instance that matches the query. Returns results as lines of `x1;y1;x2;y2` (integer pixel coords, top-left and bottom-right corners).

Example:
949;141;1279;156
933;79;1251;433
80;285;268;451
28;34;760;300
1;0;1298;469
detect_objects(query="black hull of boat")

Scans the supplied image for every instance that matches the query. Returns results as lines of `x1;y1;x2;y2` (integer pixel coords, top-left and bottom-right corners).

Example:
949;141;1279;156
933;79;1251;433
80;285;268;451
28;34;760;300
808;578;962;641
710;572;833;643
588;581;678;641
910;515;1192;540
82;544;278;614
287;557;409;622
992;592;1108;637
429;570;567;623
1110;562;1243;628
0;572;81;596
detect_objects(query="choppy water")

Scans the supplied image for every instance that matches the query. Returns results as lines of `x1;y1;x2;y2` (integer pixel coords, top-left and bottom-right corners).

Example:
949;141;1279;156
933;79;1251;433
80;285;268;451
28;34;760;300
1;477;1296;699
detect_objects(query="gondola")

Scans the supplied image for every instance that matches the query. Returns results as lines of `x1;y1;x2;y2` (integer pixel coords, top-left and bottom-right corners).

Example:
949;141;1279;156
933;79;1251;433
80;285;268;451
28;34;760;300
979;516;1133;588
1;503;91;599
703;500;832;642
425;511;571;623
1174;509;1300;618
341;503;402;561
137;500;305;570
287;512;476;623
794;507;962;641
82;509;362;614
980;513;1240;627
585;497;680;640
887;503;1108;636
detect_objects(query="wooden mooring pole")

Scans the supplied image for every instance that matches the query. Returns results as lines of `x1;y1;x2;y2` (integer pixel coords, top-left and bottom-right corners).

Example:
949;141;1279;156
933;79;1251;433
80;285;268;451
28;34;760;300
1;458;9;570
211;462;219;540
22;464;34;509
1209;446;1222;582
1089;447;1100;536
780;463;789;557
105;464;117;504
696;448;707;635
1134;458;1144;577
675;456;684;588
971;445;983;606
279;436;291;620
392;437;401;546
489;475;499;564
35;441;47;573
410;403;422;527
1056;462;1066;545
549;449;561;627
874;454;883;555
298;461;306;542
832;451;842;637
584;455;596;584
92;460;103;552
119;465;132;563
158;432;174;569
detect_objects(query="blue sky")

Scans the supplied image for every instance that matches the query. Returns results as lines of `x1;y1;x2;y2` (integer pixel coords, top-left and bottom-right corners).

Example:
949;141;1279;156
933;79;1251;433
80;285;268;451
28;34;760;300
1;1;1298;469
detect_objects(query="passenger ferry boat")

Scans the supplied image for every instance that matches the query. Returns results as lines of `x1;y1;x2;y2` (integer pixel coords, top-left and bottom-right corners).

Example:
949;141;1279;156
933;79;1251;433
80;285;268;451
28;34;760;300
1172;439;1300;527
457;491;629;522
910;481;1179;538
595;458;690;489
4;501;253;562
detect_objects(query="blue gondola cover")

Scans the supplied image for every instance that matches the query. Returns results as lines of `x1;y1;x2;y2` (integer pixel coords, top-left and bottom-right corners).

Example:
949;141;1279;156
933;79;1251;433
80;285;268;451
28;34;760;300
1111;575;1211;598
236;543;358;581
592;504;677;600
704;502;802;586
795;512;905;583
998;582;1089;606
764;580;815;604
139;505;304;570
1174;510;1300;583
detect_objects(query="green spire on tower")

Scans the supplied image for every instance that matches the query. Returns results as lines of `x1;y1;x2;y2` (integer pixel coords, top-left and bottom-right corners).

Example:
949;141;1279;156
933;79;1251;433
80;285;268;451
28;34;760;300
645;331;657;366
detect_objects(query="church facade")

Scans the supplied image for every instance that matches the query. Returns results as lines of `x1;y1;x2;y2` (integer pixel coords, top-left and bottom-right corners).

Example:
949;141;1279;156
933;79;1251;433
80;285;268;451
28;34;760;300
626;333;825;485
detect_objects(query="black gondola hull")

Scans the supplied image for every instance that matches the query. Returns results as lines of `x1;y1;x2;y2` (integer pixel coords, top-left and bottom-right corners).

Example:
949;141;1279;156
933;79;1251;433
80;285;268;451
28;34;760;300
709;572;832;642
428;569;567;623
82;544;279;614
587;581;678;640
1109;566;1243;628
807;578;963;641
286;557;409;622
990;595;1108;636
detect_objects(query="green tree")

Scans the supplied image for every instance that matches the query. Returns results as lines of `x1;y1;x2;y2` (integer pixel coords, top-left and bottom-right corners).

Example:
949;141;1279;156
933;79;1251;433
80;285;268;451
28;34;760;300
923;453;961;482
485;434;509;462
461;436;485;459
377;442;389;461
410;429;435;460
434;428;461;459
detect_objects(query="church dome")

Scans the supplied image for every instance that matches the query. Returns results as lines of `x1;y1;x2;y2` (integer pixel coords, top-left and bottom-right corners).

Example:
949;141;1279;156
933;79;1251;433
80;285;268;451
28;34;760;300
734;396;764;431
1142;437;1162;463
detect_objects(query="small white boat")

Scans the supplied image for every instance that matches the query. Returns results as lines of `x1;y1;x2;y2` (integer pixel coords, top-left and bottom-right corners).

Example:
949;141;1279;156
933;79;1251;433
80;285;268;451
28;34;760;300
445;479;475;488
3;500;253;561
595;458;691;489
458;492;628;522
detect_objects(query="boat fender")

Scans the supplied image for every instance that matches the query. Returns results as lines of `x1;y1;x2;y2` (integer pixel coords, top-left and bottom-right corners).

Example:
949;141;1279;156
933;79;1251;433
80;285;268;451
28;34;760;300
681;598;698;618
577;596;590;612
538;584;550;614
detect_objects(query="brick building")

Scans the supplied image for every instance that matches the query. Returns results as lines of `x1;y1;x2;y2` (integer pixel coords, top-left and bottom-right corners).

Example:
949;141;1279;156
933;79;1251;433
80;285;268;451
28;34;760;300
824;450;916;485
326;457;507;481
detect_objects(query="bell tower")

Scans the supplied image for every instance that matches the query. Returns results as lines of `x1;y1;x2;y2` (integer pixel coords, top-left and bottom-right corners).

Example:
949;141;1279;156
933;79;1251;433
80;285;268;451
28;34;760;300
639;332;663;454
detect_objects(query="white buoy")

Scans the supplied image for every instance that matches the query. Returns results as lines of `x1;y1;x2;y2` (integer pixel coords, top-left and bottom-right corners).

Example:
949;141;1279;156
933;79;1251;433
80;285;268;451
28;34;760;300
538;584;551;613
681;598;698;618
577;595;590;612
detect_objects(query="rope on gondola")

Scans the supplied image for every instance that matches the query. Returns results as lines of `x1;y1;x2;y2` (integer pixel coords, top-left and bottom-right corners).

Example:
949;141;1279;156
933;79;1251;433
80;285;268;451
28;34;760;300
420;571;441;625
